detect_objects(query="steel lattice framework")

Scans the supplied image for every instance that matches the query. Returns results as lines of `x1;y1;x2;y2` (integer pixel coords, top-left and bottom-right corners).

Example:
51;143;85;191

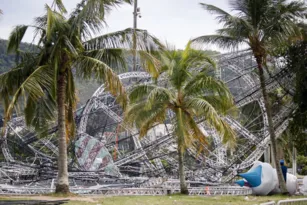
0;50;295;195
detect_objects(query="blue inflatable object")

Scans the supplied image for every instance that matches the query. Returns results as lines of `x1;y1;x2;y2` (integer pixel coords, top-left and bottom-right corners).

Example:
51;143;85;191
239;165;262;187
235;179;245;187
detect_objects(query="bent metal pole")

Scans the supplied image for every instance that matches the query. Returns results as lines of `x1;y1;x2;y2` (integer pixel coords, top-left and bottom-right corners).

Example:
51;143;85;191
133;0;138;71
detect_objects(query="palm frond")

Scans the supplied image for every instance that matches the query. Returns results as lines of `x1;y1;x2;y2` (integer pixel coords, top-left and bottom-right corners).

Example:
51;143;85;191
231;0;271;27
263;3;305;45
183;74;233;102
182;111;208;152
184;97;236;145
84;28;164;51
128;84;156;103
4;65;54;126
124;101;154;128
215;23;251;40
7;25;29;53
284;0;307;19
170;67;191;90
75;56;127;108
0;68;24;116
52;0;67;14
69;0;133;39
48;34;79;63
137;51;161;79
24;93;57;136
201;95;236;115
0;68;27;97
159;49;179;76
46;5;68;41
181;41;217;70
219;119;236;148
138;104;167;137
124;101;167;137
84;48;127;73
192;35;245;50
124;40;237;154
145;86;173;110
200;3;233;24
198;0;307;53
0;52;40;100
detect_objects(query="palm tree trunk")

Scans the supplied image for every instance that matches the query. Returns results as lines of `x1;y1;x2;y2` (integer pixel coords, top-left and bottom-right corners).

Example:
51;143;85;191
256;56;288;193
177;135;188;195
55;72;70;194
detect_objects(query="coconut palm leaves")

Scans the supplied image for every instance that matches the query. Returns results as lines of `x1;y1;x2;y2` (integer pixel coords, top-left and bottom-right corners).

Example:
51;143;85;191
193;1;306;53
192;0;307;193
2;0;161;129
0;51;56;133
124;42;236;194
69;0;133;40
1;0;162;193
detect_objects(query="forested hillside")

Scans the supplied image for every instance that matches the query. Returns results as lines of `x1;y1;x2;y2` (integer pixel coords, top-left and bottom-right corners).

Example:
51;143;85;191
0;38;219;114
0;39;100;106
0;39;33;73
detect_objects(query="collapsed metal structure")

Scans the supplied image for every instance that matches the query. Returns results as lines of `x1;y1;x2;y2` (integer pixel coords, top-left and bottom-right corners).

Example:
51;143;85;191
0;50;295;195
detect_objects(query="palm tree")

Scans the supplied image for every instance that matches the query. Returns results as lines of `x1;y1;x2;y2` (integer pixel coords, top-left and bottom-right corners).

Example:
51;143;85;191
124;42;236;194
192;0;307;193
0;0;161;193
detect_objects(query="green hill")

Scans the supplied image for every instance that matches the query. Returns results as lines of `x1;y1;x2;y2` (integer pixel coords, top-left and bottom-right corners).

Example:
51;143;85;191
0;39;32;73
0;39;100;106
0;39;220;113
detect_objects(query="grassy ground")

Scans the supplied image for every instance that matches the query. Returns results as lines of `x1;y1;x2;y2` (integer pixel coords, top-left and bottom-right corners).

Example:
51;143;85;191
0;195;306;205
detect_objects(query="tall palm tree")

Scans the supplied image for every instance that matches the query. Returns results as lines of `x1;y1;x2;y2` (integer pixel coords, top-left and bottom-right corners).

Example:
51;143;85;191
192;0;307;193
0;0;161;193
124;42;236;194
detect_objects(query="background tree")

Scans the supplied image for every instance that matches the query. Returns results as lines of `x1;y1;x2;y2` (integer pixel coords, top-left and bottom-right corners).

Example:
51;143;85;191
124;42;236;194
283;24;307;174
192;0;307;193
0;0;162;193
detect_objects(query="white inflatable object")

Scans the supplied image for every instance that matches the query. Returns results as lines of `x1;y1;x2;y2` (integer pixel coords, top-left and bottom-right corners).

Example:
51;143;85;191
271;172;297;195
236;161;298;195
286;173;297;195
302;176;307;195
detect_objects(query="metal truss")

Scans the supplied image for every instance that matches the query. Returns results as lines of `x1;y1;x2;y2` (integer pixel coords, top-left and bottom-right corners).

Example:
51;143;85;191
0;49;296;194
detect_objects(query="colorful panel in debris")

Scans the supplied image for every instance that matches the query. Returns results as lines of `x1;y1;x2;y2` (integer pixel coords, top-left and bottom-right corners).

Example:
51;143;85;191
75;133;120;176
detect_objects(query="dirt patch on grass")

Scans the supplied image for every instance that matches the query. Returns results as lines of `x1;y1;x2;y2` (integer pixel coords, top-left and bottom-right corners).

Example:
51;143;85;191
0;195;104;203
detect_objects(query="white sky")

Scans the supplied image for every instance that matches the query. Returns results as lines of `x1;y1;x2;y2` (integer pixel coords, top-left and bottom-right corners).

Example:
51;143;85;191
0;0;229;49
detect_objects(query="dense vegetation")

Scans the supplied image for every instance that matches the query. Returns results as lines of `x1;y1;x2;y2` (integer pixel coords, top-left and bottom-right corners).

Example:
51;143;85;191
0;39;100;107
285;38;307;175
0;39;33;73
192;0;307;193
0;39;218;109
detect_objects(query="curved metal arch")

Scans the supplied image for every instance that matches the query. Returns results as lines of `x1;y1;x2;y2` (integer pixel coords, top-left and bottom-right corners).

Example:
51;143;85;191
78;51;271;176
77;72;157;172
78;72;151;134
0;49;296;187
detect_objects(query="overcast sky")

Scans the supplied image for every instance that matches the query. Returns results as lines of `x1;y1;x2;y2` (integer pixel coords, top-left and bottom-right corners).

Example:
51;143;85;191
0;0;229;49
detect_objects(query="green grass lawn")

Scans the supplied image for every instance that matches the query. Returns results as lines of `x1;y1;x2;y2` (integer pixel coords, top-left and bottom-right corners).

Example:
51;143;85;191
67;195;305;205
0;195;306;205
